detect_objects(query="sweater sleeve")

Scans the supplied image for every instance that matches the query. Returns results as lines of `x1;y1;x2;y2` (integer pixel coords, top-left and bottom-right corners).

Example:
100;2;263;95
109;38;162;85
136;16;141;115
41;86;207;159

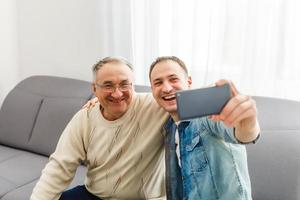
30;109;89;200
142;148;166;200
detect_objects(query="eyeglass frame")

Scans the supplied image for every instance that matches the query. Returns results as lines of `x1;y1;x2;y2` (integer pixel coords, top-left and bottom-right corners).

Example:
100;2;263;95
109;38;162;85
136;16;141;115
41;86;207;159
94;82;133;93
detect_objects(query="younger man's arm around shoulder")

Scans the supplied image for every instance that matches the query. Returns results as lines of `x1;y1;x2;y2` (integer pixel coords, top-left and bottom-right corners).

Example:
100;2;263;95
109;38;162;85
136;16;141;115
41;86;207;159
30;109;90;200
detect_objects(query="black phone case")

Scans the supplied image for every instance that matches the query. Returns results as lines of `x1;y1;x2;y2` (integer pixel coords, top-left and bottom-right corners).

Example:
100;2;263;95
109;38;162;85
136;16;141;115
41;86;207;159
176;84;231;120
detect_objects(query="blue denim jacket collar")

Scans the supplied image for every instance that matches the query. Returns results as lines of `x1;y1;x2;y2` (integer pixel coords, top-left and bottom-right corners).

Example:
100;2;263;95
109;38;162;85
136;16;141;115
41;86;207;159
164;117;191;133
164;117;175;132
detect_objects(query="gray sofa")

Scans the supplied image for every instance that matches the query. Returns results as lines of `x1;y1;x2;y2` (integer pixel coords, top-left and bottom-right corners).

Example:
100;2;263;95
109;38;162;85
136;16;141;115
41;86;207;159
0;76;299;200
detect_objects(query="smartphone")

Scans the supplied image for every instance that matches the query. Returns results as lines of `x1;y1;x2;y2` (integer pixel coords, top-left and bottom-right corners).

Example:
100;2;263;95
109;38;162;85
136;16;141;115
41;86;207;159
175;84;231;120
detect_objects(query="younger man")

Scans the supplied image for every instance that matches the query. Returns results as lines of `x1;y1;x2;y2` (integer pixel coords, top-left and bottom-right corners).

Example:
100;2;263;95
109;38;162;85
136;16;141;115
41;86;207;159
149;56;260;200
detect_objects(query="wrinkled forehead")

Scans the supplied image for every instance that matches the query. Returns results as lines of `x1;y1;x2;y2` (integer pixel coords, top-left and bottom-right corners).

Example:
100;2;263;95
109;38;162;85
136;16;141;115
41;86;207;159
95;62;134;83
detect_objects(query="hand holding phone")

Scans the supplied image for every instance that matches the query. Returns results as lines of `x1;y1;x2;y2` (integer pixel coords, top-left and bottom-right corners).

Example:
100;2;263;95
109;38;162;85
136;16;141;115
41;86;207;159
176;84;231;120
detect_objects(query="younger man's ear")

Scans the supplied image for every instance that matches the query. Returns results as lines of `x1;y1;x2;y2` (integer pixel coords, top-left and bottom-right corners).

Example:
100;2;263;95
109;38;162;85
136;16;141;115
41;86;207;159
188;76;192;88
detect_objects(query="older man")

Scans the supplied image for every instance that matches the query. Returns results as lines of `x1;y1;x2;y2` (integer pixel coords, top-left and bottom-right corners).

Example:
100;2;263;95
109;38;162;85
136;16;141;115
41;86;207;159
31;57;169;200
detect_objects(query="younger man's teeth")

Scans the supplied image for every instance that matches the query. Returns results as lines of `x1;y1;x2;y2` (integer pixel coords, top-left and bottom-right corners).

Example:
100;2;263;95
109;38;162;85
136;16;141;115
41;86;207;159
164;95;175;100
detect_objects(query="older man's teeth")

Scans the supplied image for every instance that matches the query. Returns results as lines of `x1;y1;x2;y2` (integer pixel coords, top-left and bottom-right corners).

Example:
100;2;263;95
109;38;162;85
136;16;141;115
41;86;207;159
109;98;124;103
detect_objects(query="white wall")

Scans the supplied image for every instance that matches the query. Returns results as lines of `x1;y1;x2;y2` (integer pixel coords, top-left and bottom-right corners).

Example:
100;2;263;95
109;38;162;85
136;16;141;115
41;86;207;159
17;0;103;81
0;0;19;106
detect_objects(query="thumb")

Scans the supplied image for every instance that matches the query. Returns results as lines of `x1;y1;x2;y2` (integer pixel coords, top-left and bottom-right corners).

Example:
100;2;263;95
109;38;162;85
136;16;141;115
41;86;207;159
215;79;239;97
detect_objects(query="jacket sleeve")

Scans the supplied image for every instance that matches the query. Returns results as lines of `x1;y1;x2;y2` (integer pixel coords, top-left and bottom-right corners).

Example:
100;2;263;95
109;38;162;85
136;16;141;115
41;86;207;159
30;109;89;200
202;117;238;144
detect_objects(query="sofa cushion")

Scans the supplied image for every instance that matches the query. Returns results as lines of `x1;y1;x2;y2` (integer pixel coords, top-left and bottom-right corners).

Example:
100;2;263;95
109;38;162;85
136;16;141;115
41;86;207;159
247;96;300;200
247;130;300;200
0;89;43;149
254;96;300;130
27;97;89;156
0;146;48;198
0;145;24;162
0;165;87;200
14;75;93;98
0;179;15;200
0;181;37;200
0;76;93;156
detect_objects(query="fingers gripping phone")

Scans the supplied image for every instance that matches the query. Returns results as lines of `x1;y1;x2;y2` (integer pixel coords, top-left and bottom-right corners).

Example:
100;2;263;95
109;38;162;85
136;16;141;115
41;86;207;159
175;84;231;120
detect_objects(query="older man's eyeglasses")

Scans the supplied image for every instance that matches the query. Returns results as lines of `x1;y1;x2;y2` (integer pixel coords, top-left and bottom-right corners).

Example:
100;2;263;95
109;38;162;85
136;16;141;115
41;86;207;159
95;82;132;93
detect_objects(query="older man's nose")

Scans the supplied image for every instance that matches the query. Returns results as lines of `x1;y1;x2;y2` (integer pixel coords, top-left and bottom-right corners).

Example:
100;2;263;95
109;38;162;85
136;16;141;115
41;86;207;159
111;87;123;98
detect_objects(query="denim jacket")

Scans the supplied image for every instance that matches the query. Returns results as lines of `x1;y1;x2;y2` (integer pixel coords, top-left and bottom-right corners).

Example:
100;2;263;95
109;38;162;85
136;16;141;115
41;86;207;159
164;117;252;200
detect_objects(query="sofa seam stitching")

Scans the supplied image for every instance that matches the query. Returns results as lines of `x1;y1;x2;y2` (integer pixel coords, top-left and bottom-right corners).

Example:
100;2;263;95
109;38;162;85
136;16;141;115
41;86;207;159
27;99;44;142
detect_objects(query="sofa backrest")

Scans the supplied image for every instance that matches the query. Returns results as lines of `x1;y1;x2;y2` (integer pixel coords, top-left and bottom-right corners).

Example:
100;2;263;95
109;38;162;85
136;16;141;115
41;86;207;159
247;96;300;200
0;76;94;156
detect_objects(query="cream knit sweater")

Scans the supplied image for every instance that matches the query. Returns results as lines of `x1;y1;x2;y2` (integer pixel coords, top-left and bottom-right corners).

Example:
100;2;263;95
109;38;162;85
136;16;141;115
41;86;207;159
31;93;169;200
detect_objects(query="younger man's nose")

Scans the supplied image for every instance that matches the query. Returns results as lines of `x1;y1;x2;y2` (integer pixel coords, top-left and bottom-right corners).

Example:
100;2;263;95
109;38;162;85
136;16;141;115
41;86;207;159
162;82;173;93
